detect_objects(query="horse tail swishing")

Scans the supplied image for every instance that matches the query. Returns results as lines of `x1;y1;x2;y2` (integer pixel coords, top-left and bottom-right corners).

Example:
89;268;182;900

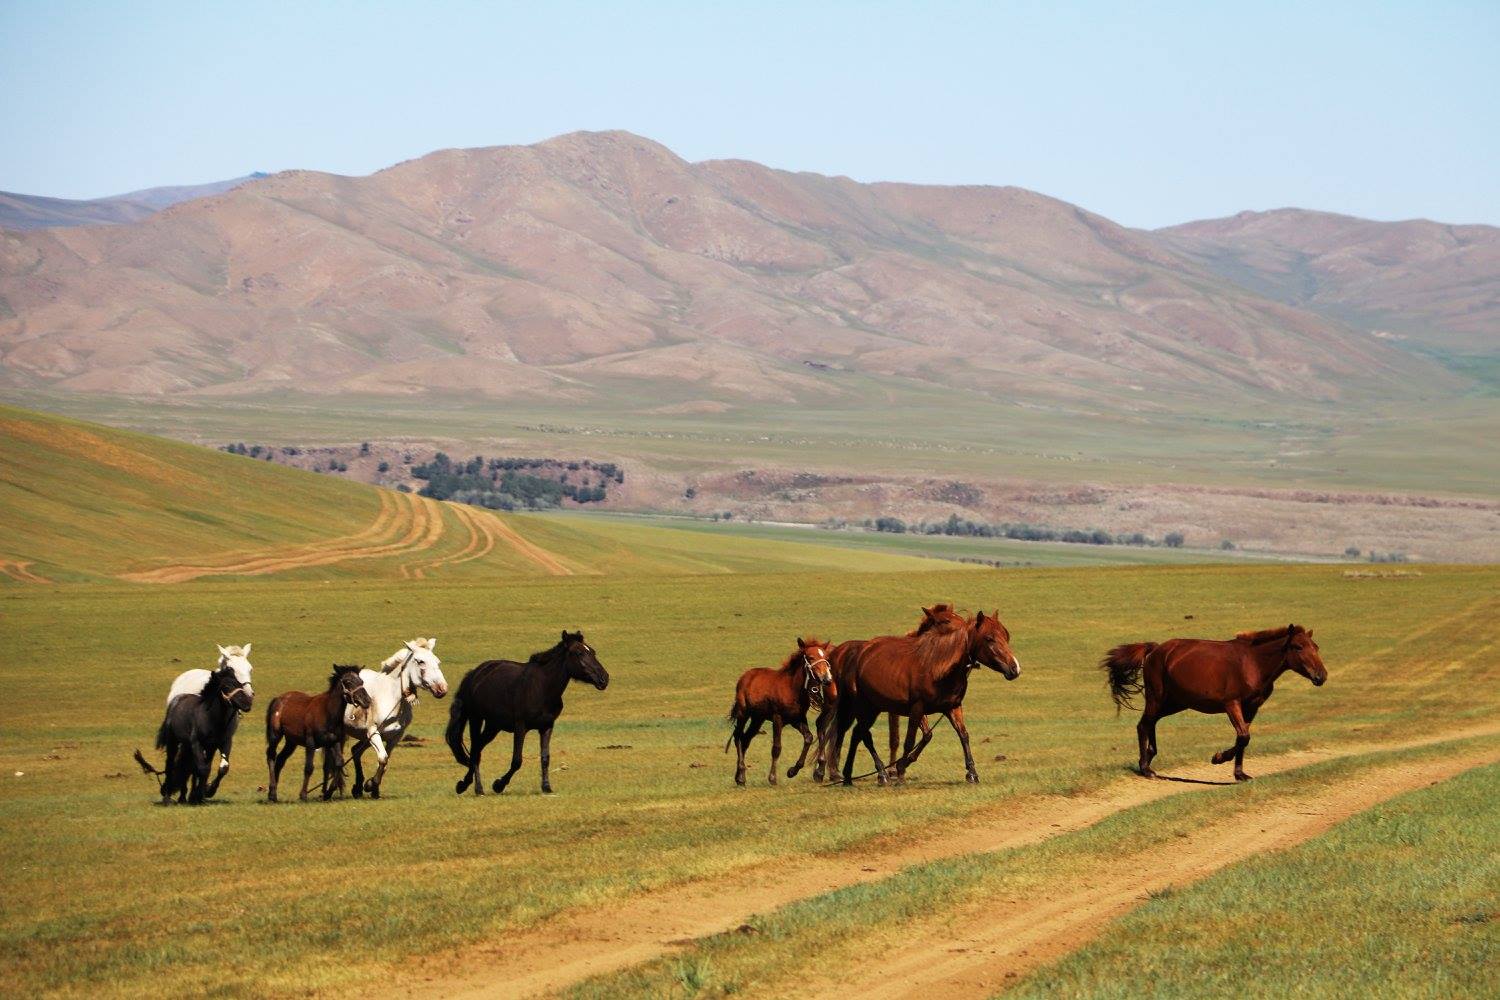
1101;642;1156;711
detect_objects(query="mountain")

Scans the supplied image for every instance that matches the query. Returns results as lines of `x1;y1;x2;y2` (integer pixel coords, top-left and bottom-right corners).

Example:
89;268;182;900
0;133;1464;406
0;174;266;231
1156;209;1500;356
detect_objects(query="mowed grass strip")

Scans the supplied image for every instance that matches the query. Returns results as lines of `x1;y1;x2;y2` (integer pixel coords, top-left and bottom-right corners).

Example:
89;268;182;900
0;564;1495;996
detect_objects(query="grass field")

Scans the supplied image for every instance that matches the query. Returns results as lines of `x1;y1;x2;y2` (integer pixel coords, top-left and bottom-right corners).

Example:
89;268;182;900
1;562;1495;997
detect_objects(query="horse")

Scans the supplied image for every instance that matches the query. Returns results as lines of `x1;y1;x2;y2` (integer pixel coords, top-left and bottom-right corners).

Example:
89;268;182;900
724;638;835;786
162;644;254;798
265;666;373;802
823;604;1021;786
135;660;254;804
446;630;608;796
813;605;962;783
1102;623;1327;781
325;637;448;800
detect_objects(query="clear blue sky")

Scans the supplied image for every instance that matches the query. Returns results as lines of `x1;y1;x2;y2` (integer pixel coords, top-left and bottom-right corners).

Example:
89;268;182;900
2;0;1496;228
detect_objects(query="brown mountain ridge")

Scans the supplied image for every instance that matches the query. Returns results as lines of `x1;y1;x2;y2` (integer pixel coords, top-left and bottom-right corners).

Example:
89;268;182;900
0;131;1470;407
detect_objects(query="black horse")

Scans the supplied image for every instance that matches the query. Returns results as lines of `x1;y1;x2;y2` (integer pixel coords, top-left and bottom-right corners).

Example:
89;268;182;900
446;631;609;795
135;664;254;804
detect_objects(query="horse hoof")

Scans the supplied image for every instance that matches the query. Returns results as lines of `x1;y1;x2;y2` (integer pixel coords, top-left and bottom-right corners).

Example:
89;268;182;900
786;765;801;779
541;784;553;794
352;785;363;799
735;774;746;786
1212;751;1230;765
491;779;505;793
966;772;980;784
369;787;381;800
1235;772;1253;782
454;780;466;794
1139;768;1157;779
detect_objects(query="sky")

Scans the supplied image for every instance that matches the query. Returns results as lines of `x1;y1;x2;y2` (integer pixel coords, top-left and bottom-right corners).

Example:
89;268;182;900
1;1;1496;229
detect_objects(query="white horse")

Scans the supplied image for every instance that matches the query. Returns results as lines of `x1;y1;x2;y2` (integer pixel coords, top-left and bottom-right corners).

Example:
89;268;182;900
165;644;255;797
332;637;448;799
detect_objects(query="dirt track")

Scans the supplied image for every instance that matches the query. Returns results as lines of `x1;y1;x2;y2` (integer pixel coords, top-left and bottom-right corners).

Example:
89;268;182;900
0;559;51;584
411;723;1500;999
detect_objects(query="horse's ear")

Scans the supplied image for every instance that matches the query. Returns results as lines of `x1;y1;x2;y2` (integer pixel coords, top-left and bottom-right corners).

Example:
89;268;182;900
217;645;229;658
975;610;987;625
1307;629;1314;639
427;637;437;649
922;605;936;619
797;636;806;648
242;643;251;656
561;630;569;643
405;640;418;652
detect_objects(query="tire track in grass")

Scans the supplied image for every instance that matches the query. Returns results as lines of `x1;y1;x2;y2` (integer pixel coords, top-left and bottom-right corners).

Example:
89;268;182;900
0;560;51;584
837;748;1500;999
410;721;1500;999
122;490;447;582
407;502;497;580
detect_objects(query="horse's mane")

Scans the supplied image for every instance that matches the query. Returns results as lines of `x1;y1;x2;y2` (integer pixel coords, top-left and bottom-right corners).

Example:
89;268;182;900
382;637;434;672
779;638;828;672
906;604;965;637
906;612;972;674
527;642;567;666
1235;625;1300;644
197;666;233;699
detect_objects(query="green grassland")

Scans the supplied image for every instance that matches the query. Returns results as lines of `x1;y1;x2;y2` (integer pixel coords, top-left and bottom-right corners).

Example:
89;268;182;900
6;376;1496;496
0;563;1495;997
554;511;1330;567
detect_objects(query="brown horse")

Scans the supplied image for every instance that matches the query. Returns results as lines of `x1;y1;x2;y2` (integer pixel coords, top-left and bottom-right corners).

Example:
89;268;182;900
1103;624;1327;781
265;665;373;802
724;638;835;786
822;605;1021;786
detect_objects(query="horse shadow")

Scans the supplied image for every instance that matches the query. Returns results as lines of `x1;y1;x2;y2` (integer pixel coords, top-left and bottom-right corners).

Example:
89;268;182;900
1123;765;1233;786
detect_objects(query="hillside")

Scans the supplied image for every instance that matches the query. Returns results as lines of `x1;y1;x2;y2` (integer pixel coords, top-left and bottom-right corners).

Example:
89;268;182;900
0;404;952;583
0;174;265;231
1156;209;1500;357
0;132;1457;409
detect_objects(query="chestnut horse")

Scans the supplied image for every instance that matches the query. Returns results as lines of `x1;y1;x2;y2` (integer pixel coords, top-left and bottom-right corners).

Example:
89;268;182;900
265;665;373;802
724;638;835;786
1103;624;1327;781
822;605;1021;786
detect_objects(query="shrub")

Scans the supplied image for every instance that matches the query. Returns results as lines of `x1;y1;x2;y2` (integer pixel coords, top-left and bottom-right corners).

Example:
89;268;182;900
1344;546;1361;558
1220;539;1236;550
377;461;390;473
1164;532;1185;548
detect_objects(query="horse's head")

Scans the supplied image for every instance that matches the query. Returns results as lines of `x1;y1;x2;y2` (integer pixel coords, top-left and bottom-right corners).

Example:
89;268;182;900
796;636;836;706
216;643;254;701
332;664;374;711
388;637;448;698
971;610;1021;680
1283;625;1326;687
209;661;254;712
561;631;609;690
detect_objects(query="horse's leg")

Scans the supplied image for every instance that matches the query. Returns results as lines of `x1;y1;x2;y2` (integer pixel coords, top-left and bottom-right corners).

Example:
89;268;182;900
1137;707;1160;778
945;706;979;783
455;715;483;795
904;713;936;777
768;714;783;786
730;715;748;786
349;737;368;799
206;713;238;799
787;718;815;779
887;714;901;776
812;707;834;783
268;741;292;803
853;712;892;786
368;740;392;800
321;741;345;801
539;726;555;794
492;728;526;794
1212;700;1254;781
840;714;863;786
299;745;317;801
189;740;211;804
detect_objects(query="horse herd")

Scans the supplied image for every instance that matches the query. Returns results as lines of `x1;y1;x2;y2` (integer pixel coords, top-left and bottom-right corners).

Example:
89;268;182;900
134;606;1328;804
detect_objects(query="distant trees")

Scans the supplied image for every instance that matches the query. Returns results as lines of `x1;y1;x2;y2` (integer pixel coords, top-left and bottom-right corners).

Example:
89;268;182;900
1344;546;1361;558
1219;539;1236;550
870;513;1182;549
1164;532;1185;548
409;453;613;510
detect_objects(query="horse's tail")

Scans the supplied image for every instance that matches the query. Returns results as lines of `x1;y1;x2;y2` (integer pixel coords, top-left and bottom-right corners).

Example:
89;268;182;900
153;720;170;751
134;748;165;777
1101;642;1155;712
446;678;472;767
723;684;749;752
264;696;281;746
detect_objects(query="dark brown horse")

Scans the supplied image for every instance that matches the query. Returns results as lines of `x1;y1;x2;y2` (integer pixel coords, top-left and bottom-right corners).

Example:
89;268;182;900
725;637;835;786
446;631;609;796
821;605;1021;786
1103;624;1327;781
265;665;373;802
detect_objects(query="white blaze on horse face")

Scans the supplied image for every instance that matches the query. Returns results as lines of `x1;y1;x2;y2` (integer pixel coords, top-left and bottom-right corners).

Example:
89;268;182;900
216;644;255;692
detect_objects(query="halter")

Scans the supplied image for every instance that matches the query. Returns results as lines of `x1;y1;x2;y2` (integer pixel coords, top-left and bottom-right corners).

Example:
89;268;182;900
393;647;421;702
803;653;832;708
